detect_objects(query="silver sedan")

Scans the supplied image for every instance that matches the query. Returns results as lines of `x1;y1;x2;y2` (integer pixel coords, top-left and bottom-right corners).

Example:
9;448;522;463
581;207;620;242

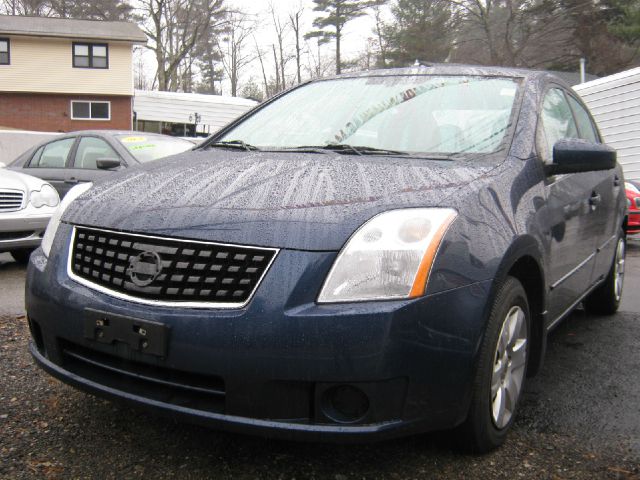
0;167;59;263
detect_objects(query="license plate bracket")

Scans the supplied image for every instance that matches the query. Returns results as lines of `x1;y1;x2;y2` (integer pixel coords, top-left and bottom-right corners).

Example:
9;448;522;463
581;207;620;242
83;309;169;357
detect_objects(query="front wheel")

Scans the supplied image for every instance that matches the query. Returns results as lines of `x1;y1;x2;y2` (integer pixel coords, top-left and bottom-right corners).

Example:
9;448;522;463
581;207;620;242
456;276;529;453
583;233;625;315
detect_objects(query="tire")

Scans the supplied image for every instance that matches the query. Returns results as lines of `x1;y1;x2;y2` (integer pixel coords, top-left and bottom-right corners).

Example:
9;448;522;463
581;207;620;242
583;231;625;315
456;276;530;453
10;249;32;264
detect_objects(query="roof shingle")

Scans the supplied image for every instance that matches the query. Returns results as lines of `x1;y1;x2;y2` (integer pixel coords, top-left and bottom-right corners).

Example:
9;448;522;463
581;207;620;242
0;14;147;43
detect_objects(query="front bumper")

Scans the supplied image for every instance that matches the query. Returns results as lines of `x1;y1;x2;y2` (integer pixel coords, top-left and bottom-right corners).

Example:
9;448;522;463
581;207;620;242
628;211;640;235
0;208;52;252
25;225;492;441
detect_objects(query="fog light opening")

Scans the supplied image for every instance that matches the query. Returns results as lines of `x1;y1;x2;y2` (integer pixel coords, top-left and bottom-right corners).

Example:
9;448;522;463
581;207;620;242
321;385;370;424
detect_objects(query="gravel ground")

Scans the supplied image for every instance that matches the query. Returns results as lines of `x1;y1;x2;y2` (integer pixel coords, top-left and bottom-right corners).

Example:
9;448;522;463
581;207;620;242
1;247;640;479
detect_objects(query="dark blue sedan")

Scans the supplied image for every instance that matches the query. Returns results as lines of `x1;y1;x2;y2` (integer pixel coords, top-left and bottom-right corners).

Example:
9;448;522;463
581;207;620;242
24;65;627;452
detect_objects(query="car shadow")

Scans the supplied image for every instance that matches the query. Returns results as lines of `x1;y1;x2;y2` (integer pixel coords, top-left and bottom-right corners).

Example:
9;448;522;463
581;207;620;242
0;252;25;271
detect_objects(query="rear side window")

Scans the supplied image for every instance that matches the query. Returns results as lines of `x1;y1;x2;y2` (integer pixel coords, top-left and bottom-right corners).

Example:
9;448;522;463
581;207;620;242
567;95;598;143
29;138;75;168
74;137;119;169
539;88;578;162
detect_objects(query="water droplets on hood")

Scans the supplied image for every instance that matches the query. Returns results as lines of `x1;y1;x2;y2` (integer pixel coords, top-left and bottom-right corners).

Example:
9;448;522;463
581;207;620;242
65;150;498;251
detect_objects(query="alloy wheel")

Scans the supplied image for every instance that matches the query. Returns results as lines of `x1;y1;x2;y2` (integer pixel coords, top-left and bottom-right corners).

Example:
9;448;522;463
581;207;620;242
490;305;528;429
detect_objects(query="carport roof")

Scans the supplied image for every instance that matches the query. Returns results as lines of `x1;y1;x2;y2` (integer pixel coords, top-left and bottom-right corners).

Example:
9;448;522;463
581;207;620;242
0;14;147;43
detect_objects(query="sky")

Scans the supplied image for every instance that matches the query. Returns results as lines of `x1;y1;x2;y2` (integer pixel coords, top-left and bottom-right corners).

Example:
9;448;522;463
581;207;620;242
135;0;387;95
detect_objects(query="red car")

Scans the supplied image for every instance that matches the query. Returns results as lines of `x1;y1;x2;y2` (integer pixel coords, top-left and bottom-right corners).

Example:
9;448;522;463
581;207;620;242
626;181;640;235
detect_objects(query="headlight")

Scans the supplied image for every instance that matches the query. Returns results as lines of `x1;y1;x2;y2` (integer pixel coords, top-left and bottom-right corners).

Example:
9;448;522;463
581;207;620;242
41;182;92;257
30;184;60;208
318;208;457;303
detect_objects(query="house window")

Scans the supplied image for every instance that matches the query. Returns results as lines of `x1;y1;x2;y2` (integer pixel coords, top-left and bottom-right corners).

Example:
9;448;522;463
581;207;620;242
0;38;9;65
71;101;111;120
72;42;108;69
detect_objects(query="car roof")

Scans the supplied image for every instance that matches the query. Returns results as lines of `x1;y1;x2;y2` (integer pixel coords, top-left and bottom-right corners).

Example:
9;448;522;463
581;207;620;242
57;130;167;139
319;63;566;86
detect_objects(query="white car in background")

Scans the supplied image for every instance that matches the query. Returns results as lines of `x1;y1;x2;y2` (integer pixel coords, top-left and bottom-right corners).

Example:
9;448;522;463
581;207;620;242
0;166;59;263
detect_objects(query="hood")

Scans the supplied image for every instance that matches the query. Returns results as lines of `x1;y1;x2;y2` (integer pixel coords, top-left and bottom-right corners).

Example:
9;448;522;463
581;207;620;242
0;167;48;193
64;150;501;251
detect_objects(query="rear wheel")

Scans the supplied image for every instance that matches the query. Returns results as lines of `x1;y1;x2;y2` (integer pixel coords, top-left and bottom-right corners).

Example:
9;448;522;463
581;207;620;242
456;276;529;453
10;249;33;264
583;232;625;315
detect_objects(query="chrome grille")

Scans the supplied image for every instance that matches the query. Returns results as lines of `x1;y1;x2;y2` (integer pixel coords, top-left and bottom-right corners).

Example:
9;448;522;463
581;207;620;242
0;189;24;212
69;226;278;308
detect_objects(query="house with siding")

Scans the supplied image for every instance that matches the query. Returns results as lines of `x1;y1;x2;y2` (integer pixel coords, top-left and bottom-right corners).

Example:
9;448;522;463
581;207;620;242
0;15;146;132
574;67;640;181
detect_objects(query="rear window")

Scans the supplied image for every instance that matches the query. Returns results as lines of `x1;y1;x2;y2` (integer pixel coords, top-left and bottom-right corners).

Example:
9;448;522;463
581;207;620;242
116;135;193;163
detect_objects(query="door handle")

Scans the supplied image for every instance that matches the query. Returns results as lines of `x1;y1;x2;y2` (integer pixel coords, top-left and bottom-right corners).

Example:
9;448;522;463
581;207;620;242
65;177;79;185
589;192;602;207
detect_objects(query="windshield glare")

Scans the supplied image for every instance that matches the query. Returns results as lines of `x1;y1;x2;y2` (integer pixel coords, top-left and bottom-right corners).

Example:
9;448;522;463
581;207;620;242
219;75;520;156
117;135;193;163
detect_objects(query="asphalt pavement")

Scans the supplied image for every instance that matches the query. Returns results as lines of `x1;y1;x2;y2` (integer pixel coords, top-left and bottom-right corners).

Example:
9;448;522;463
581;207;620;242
0;241;639;479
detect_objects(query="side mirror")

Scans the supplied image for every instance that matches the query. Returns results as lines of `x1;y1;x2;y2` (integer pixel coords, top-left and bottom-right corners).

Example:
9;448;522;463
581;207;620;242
96;158;122;170
547;139;616;175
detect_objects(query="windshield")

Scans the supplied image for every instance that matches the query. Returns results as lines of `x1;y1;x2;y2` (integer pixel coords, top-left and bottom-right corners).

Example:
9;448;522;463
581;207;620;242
217;75;521;156
117;135;194;163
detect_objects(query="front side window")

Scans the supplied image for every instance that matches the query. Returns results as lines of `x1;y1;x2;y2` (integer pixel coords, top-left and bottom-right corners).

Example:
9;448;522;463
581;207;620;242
0;38;9;65
73;43;108;68
71;101;110;120
74;137;119;169
217;75;521;156
29;138;75;168
567;95;599;143
539;88;579;162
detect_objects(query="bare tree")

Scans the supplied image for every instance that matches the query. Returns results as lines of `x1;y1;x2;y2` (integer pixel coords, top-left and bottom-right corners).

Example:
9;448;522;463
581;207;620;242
445;0;573;68
272;43;281;91
304;36;334;79
253;36;271;97
288;4;304;84
370;0;388;66
137;0;227;92
133;46;152;90
218;10;254;96
268;1;291;92
0;0;50;15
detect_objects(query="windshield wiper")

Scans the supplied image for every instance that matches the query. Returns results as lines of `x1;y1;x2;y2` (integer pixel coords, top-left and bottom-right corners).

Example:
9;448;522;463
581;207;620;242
281;144;409;156
206;140;260;151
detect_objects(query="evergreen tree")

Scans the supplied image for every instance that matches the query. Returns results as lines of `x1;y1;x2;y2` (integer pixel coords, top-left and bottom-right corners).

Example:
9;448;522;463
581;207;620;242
384;0;453;66
304;0;372;74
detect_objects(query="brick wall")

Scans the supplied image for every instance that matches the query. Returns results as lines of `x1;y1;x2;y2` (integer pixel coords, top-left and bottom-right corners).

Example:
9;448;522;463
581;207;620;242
0;93;131;132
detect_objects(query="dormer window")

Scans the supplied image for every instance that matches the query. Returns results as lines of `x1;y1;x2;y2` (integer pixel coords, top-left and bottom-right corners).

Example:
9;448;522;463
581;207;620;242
73;42;108;69
0;38;9;65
